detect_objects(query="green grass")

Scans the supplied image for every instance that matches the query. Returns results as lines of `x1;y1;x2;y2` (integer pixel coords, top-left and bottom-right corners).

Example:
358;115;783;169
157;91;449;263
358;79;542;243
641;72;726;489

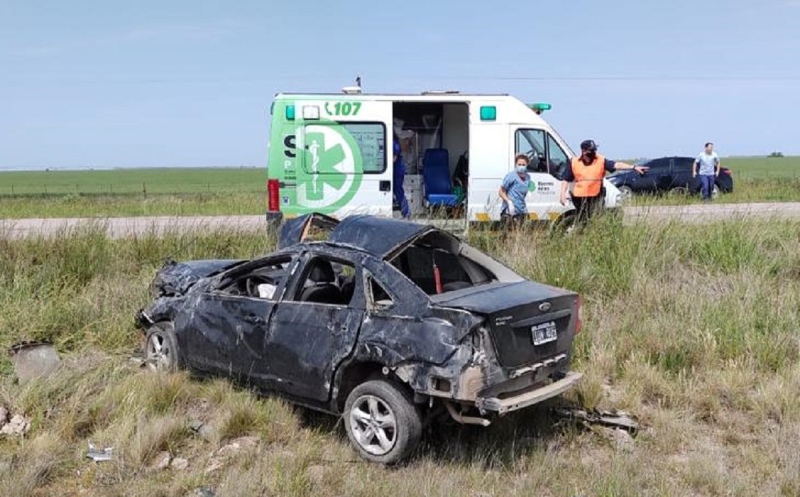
0;192;266;218
2;216;800;495
0;167;267;196
720;156;800;180
1;158;799;219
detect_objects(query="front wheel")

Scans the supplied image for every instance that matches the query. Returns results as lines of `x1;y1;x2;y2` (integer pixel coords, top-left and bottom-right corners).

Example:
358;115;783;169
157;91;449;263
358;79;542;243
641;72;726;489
145;322;180;373
343;380;422;464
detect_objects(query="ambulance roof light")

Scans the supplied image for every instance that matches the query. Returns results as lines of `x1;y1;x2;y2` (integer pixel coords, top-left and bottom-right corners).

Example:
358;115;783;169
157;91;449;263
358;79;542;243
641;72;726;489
529;102;552;115
342;86;362;94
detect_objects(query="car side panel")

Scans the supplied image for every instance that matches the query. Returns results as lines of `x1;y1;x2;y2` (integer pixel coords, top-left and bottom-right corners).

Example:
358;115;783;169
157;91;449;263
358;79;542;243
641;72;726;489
266;302;365;402
176;293;274;382
352;258;473;367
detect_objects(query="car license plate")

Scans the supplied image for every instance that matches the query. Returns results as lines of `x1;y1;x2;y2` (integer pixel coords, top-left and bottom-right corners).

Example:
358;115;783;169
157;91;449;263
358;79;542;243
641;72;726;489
532;321;557;345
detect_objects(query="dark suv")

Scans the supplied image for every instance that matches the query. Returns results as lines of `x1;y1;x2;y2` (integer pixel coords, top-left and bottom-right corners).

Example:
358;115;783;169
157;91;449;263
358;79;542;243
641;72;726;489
608;156;733;200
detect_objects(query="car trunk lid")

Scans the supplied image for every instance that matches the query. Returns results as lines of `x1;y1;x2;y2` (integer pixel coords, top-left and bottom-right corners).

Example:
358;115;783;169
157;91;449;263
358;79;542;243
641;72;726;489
432;281;579;369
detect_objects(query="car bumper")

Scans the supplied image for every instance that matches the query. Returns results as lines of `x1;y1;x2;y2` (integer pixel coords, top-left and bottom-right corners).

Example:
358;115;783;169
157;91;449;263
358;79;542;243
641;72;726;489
476;371;583;415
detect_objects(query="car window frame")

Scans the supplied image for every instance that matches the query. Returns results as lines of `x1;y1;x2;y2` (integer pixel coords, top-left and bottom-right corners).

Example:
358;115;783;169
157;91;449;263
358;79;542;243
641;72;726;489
282;251;364;309
213;253;300;301
645;158;670;174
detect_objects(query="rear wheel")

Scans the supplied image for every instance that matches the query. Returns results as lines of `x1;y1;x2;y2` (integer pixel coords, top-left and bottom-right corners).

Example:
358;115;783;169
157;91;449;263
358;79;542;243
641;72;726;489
145;322;180;373
344;380;422;464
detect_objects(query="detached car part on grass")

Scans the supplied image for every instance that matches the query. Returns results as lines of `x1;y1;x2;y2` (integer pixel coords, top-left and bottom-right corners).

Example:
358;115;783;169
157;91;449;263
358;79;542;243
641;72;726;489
136;213;584;464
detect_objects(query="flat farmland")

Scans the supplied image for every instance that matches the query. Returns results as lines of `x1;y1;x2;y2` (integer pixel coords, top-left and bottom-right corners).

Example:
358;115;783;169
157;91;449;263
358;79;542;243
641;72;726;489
0;157;797;218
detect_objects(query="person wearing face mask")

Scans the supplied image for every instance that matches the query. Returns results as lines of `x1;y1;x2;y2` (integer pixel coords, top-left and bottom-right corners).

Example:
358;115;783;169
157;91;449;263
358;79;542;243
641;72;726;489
499;154;532;224
560;140;647;225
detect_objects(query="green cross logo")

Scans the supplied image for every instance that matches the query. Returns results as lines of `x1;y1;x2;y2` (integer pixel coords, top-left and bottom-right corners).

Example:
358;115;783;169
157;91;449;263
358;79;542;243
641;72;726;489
296;124;363;211
528;180;537;192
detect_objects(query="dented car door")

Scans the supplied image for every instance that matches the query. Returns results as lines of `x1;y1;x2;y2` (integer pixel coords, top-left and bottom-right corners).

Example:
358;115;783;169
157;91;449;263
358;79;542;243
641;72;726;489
265;253;365;403
179;294;274;382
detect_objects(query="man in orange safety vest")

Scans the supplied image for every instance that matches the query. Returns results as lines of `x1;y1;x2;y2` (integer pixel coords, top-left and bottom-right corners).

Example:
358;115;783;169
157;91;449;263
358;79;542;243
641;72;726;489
560;139;648;225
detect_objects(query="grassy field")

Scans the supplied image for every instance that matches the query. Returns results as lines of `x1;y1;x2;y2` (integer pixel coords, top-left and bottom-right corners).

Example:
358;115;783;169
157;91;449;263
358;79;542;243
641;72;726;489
1;216;799;496
0;157;798;219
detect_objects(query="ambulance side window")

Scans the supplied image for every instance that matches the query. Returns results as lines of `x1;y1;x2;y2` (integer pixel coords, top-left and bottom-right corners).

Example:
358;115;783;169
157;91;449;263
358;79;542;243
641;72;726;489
546;134;569;180
302;122;386;174
515;129;548;173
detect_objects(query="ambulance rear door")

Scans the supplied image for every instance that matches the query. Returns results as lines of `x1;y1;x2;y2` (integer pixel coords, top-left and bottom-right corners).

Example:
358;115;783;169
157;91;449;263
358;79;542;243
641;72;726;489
291;98;394;218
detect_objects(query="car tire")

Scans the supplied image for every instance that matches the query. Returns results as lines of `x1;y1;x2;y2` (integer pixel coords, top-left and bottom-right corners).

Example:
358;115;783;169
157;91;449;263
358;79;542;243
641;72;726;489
617;185;633;202
669;186;689;196
145;322;180;373
343;379;422;465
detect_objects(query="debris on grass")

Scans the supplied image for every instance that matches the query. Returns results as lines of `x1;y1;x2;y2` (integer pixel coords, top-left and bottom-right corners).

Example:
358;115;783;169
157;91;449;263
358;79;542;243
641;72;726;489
8;341;61;383
86;442;113;462
554;407;640;434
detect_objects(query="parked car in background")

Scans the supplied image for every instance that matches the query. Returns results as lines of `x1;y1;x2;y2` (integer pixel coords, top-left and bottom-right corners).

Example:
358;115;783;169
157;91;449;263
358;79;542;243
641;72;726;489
608;156;733;201
137;213;584;464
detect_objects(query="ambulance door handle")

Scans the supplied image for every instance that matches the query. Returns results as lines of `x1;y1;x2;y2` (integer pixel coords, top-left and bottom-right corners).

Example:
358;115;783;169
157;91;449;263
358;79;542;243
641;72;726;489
379;181;391;192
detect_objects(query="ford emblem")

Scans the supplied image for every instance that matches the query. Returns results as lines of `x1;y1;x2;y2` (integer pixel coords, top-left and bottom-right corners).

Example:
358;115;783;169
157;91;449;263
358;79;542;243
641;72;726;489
538;302;552;312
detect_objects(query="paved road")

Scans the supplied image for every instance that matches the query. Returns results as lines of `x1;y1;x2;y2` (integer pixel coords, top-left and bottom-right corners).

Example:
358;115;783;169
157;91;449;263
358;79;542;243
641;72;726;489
2;203;800;239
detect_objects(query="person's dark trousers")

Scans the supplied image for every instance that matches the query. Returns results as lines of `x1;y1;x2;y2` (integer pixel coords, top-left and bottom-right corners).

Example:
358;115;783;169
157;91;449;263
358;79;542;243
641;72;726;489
700;174;715;201
572;195;603;226
393;169;410;218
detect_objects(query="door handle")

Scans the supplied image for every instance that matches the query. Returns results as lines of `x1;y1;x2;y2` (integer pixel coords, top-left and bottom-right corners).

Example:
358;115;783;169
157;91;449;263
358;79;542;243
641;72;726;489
379;180;391;192
243;315;266;325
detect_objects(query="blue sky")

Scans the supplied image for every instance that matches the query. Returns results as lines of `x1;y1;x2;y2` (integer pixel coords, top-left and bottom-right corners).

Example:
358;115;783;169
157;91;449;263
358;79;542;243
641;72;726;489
1;0;799;170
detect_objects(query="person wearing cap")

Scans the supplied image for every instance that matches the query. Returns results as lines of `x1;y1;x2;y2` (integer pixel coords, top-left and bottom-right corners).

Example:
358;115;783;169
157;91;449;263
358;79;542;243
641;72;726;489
499;154;532;226
393;134;410;219
560;140;648;224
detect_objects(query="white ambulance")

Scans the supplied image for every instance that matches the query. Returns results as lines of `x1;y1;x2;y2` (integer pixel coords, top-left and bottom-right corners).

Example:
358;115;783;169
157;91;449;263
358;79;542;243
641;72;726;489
265;88;622;229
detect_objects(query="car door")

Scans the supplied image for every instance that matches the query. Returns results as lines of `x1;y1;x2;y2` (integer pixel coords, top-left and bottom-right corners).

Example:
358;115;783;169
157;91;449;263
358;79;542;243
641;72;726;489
670;157;698;191
178;255;296;384
514;127;568;219
265;251;365;403
636;158;669;193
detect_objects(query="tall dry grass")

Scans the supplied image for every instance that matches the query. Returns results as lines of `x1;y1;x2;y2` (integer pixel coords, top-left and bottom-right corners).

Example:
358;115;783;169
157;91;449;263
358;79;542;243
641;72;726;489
0;215;798;496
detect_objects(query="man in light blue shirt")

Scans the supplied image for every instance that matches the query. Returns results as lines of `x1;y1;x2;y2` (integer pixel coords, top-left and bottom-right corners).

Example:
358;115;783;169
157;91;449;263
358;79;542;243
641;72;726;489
499;154;531;224
694;142;721;202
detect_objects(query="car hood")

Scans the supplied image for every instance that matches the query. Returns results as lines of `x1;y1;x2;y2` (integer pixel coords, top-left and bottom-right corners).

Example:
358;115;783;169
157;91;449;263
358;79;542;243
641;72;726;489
430;280;574;314
151;258;246;296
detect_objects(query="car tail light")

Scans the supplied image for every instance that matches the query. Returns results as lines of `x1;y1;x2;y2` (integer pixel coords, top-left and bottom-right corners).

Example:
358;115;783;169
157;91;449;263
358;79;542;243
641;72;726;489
575;295;583;334
267;179;280;212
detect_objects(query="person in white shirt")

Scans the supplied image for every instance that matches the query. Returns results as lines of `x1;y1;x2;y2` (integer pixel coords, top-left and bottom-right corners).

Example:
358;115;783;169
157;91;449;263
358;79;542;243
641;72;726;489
694;142;721;202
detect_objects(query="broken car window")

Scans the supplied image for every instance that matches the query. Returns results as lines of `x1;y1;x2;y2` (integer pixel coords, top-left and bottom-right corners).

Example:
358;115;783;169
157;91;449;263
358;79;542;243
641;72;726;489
366;274;394;310
290;256;358;306
217;256;293;300
389;231;496;295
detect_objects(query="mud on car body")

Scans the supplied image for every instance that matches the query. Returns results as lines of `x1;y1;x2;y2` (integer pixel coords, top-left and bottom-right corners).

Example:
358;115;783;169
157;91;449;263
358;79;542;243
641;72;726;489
137;213;583;463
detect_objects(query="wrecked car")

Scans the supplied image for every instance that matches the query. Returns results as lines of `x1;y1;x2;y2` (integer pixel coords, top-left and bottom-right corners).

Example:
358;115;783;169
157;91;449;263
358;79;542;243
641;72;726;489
136;213;583;464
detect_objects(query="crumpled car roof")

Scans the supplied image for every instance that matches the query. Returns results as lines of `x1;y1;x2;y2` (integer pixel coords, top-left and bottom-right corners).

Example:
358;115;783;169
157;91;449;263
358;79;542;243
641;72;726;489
278;213;432;258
